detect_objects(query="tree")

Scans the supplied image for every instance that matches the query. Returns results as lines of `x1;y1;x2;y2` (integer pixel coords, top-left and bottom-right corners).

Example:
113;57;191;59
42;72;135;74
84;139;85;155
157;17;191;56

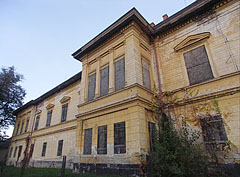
0;66;26;139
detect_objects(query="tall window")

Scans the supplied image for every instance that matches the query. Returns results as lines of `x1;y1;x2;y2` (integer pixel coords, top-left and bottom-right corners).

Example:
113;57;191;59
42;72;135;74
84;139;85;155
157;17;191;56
15;122;20;135
61;104;68;122
13;147;17;158
57;140;63;156
88;73;96;101
9;147;13;157
200;114;228;151
83;128;92;155
42;142;47;157
114;58;125;91
184;45;213;85
17;145;22;161
97;125;107;154
20;120;24;134
114;122;126;154
29;144;34;159
100;66;109;96
142;59;151;89
46;110;52;127
148;122;155;152
25;119;29;133
34;116;40;131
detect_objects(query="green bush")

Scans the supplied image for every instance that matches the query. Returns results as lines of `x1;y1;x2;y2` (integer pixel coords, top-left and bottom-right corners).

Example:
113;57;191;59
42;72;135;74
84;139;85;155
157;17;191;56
149;113;211;177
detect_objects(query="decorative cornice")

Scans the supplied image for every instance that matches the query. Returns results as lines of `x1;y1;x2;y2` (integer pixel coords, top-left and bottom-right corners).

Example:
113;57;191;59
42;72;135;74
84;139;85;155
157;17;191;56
158;0;232;39
46;103;55;110
60;96;71;104
174;32;211;51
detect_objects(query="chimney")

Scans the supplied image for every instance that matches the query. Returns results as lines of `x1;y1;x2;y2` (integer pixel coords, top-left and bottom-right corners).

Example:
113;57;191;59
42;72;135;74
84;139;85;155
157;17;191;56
162;14;168;20
150;22;155;27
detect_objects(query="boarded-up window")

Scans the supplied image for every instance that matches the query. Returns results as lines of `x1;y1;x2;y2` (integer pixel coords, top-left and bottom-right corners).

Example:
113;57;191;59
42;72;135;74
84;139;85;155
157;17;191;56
200;114;228;151
42;142;47;157
13;147;17;158
34;116;40;131
83;128;92;155
25;119;29;133
29;144;34;159
100;66;109;96
57;140;63;156
15;122;20;135
114;122;126;154
9;147;13;157
61;103;68;122
17;145;22;161
148;122;155;152
97;125;107;154
46;110;52;127
88;73;96;101
142;59;151;89
184;45;213;85
20;120;24;134
114;58;125;91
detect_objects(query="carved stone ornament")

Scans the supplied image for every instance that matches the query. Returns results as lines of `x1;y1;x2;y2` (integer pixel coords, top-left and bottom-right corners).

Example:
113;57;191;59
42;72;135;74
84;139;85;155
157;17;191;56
46;103;55;110
174;32;211;52
60;96;71;103
36;109;42;114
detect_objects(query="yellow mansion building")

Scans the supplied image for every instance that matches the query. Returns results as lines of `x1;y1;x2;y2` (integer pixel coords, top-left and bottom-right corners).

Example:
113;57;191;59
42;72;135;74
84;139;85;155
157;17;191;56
7;0;240;175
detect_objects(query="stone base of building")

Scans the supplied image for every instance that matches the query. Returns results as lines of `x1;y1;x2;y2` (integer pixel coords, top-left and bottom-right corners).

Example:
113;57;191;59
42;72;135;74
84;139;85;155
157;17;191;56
73;163;141;176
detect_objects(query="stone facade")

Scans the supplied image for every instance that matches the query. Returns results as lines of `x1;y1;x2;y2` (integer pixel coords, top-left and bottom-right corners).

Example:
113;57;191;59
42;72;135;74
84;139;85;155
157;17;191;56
7;0;240;176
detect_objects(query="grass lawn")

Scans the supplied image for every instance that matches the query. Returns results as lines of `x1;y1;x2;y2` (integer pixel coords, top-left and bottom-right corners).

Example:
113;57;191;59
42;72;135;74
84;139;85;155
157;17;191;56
1;166;126;177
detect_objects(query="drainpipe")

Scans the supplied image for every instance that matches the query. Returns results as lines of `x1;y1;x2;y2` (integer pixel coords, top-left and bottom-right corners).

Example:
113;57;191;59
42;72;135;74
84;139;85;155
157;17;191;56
151;36;164;113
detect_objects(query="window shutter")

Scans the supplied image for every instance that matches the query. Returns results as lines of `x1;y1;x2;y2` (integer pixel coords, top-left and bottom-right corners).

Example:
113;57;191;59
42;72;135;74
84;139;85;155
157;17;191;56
184;46;213;85
200;114;228;151
57;140;63;156
25;119;29;132
46;110;52;127
114;122;126;154
114;58;125;91
100;66;109;96
142;60;151;89
97;125;107;154
88;73;96;101
42;142;47;157
83;128;92;155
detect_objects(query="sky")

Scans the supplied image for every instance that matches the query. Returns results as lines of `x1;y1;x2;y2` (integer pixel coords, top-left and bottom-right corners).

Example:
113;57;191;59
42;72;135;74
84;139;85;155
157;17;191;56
0;0;195;136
